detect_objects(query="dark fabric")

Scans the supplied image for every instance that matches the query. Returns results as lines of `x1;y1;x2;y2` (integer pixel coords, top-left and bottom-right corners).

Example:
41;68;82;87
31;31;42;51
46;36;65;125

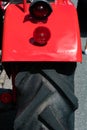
0;8;3;49
77;0;87;36
0;110;16;130
0;89;17;130
0;88;14;111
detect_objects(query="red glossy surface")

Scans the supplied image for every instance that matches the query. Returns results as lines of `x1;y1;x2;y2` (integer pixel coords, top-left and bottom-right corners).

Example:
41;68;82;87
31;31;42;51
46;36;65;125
2;0;82;62
33;26;51;45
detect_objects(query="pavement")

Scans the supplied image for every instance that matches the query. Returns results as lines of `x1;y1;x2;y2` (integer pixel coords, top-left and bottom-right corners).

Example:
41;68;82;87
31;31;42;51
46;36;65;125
75;38;87;130
0;0;87;130
72;1;87;130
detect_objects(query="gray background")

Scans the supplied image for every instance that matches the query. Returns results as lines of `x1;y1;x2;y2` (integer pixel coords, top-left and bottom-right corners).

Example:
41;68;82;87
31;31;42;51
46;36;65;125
75;38;87;130
72;0;87;130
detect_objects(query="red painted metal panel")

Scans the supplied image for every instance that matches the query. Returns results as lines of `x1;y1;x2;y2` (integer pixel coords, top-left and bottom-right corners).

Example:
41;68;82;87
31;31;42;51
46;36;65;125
2;1;82;62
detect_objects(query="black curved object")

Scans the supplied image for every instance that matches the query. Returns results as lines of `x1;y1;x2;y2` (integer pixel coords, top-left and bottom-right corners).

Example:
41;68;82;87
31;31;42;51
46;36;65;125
77;0;87;37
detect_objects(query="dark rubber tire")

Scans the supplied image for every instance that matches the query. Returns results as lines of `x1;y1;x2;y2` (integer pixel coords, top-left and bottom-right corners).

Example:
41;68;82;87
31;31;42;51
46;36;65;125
14;62;78;130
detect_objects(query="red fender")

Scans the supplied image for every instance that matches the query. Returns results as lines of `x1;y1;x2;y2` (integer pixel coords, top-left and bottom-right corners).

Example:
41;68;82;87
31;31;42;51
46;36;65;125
2;0;82;62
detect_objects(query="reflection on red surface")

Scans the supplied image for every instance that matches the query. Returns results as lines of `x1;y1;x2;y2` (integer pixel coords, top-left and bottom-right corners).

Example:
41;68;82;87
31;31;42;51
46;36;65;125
2;1;82;62
33;26;51;46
